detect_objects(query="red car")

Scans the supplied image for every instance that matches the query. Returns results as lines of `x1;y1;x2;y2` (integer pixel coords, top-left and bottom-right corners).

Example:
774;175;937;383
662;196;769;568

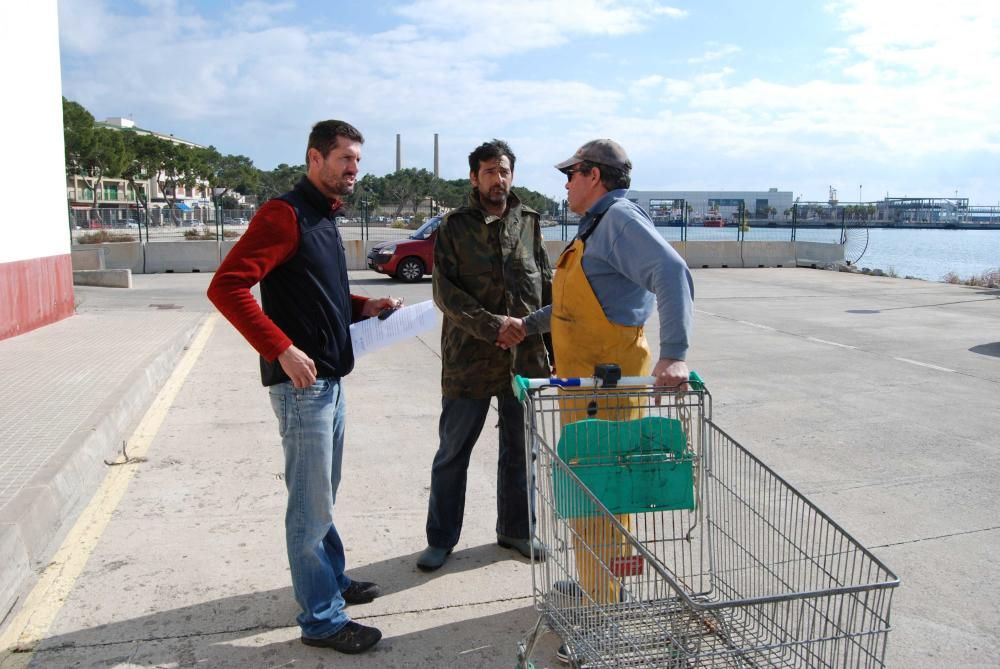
366;215;441;282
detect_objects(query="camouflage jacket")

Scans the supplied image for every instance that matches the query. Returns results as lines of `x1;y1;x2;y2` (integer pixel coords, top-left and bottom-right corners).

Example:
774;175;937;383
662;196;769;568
433;190;553;398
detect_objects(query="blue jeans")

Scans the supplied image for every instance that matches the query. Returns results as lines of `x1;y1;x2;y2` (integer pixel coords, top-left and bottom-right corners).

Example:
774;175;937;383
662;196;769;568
269;378;354;639
425;393;531;549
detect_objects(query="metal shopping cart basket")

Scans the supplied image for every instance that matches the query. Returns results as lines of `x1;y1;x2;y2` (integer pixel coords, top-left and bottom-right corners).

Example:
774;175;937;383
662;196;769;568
513;367;899;669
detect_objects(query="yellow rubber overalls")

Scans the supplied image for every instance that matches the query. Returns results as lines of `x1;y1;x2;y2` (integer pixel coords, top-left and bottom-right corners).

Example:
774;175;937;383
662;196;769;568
551;232;652;605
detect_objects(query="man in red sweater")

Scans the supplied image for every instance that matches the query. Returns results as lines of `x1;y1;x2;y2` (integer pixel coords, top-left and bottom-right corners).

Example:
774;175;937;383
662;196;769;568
207;120;396;655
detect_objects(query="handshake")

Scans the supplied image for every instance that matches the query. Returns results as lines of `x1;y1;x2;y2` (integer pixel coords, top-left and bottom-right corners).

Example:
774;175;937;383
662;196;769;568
496;316;526;350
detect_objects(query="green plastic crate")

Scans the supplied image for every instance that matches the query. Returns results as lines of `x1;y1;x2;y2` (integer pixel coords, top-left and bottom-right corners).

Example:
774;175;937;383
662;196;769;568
554;416;695;517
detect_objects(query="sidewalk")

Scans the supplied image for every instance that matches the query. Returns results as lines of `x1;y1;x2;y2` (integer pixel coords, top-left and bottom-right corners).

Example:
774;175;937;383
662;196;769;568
1;269;998;668
0;275;211;624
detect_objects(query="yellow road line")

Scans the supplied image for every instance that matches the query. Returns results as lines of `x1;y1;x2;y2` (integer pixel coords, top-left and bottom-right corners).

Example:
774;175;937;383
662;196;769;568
0;314;218;667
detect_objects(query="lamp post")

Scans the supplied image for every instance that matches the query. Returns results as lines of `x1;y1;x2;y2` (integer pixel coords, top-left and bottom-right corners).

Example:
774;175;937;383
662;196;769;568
561;199;568;241
213;187;228;240
859;184;863;204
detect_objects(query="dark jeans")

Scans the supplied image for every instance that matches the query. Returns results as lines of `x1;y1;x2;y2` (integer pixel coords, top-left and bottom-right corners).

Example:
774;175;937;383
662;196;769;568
425;393;531;549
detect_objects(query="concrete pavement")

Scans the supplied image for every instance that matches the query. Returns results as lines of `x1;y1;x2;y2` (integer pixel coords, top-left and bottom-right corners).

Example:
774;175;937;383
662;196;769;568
0;275;210;628
1;269;998;668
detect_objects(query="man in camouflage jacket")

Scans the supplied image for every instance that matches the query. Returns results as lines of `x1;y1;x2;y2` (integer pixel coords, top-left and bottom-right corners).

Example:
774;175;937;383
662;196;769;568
417;139;552;571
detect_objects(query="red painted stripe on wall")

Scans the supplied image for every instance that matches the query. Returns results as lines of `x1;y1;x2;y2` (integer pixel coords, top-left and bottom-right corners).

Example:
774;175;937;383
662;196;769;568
0;254;75;340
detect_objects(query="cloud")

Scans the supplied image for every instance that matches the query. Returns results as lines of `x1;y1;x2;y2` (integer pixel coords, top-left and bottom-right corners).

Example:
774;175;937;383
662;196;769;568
56;0;1000;202
688;43;741;64
652;6;688;18
232;0;295;31
393;0;687;52
626;0;1000;159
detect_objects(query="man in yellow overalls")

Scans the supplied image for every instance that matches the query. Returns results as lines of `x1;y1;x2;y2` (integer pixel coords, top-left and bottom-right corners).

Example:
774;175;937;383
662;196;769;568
499;139;693;664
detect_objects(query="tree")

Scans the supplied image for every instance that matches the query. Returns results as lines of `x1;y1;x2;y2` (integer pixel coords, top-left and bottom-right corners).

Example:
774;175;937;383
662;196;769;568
63;98;131;212
152;142;203;224
512;187;558;215
199;148;258;206
79;128;130;211
120;131;166;223
346;173;384;217
433;178;470;209
62;97;95;179
255;163;304;203
382;168;436;217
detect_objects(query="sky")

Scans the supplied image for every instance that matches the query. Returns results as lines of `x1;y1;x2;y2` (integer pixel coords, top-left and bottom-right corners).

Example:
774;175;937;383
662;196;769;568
58;0;1000;205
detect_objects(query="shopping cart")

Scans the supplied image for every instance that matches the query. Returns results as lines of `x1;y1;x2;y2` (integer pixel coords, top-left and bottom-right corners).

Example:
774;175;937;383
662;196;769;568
513;368;899;669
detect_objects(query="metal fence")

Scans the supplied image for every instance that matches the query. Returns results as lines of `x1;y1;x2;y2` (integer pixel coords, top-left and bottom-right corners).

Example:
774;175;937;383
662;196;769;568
68;204;858;256
546;202;854;242
544;203;864;262
70;207;256;242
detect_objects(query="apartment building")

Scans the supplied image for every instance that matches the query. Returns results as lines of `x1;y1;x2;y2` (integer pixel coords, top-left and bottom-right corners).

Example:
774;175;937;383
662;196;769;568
67;117;248;227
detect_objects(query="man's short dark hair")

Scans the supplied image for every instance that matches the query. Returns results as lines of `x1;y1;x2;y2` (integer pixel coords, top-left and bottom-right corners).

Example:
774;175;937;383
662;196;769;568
468;139;516;174
306;120;364;163
579;160;631;191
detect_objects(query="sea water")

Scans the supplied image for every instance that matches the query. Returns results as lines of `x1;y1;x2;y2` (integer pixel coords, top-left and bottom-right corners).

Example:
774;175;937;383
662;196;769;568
543;225;999;282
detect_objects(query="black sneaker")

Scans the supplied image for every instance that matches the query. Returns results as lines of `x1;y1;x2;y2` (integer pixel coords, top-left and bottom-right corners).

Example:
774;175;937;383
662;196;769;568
301;621;382;654
342;580;381;605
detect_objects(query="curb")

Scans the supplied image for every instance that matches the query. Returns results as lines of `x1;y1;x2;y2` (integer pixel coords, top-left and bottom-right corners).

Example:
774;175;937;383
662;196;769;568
0;315;206;625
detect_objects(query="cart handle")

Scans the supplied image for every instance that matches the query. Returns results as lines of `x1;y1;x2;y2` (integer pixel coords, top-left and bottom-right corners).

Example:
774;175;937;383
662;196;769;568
513;370;704;402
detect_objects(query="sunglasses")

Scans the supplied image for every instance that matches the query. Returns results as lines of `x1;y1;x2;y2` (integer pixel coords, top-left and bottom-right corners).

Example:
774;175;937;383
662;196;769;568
564;167;588;182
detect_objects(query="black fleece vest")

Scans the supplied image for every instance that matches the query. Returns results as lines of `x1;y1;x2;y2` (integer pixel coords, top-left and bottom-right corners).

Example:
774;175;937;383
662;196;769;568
258;177;354;386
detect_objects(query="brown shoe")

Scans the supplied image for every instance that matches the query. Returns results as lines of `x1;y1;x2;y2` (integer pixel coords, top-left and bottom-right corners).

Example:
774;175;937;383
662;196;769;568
301;621;382;654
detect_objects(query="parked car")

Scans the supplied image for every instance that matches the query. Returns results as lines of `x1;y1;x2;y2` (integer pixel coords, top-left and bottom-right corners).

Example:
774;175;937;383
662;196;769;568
366;216;442;282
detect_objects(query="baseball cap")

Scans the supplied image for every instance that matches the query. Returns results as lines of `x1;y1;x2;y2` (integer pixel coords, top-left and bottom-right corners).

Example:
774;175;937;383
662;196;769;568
554;139;632;173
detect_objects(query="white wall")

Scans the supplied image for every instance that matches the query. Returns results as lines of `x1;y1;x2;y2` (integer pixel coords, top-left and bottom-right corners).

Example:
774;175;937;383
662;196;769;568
0;1;69;264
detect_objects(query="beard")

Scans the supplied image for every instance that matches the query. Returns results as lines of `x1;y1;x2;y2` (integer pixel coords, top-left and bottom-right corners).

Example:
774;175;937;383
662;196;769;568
319;164;356;197
330;175;356;196
478;183;509;207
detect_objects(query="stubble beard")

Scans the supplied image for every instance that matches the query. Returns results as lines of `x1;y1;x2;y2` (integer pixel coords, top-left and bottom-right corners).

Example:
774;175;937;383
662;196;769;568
328;173;356;197
480;184;508;209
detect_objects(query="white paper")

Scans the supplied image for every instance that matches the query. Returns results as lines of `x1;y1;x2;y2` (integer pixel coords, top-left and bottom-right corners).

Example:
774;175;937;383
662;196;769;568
350;300;439;357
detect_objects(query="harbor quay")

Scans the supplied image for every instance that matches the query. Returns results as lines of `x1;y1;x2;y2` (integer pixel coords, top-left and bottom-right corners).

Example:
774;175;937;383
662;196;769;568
1;269;997;668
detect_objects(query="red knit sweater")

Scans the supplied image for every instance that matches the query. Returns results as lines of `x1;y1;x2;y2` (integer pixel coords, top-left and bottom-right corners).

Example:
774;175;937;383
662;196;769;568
207;198;368;362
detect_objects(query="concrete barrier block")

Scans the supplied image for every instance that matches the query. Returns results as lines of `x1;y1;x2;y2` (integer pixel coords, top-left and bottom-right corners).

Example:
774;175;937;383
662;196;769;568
102;242;143;272
542;240;563;265
344;239;367;270
154;236;845;274
678;241;745;268
144;241;220;273
740;241;796;267
71;247;105;270
795;241;844;266
72;242;142;272
221;239;238;260
73;269;133;288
